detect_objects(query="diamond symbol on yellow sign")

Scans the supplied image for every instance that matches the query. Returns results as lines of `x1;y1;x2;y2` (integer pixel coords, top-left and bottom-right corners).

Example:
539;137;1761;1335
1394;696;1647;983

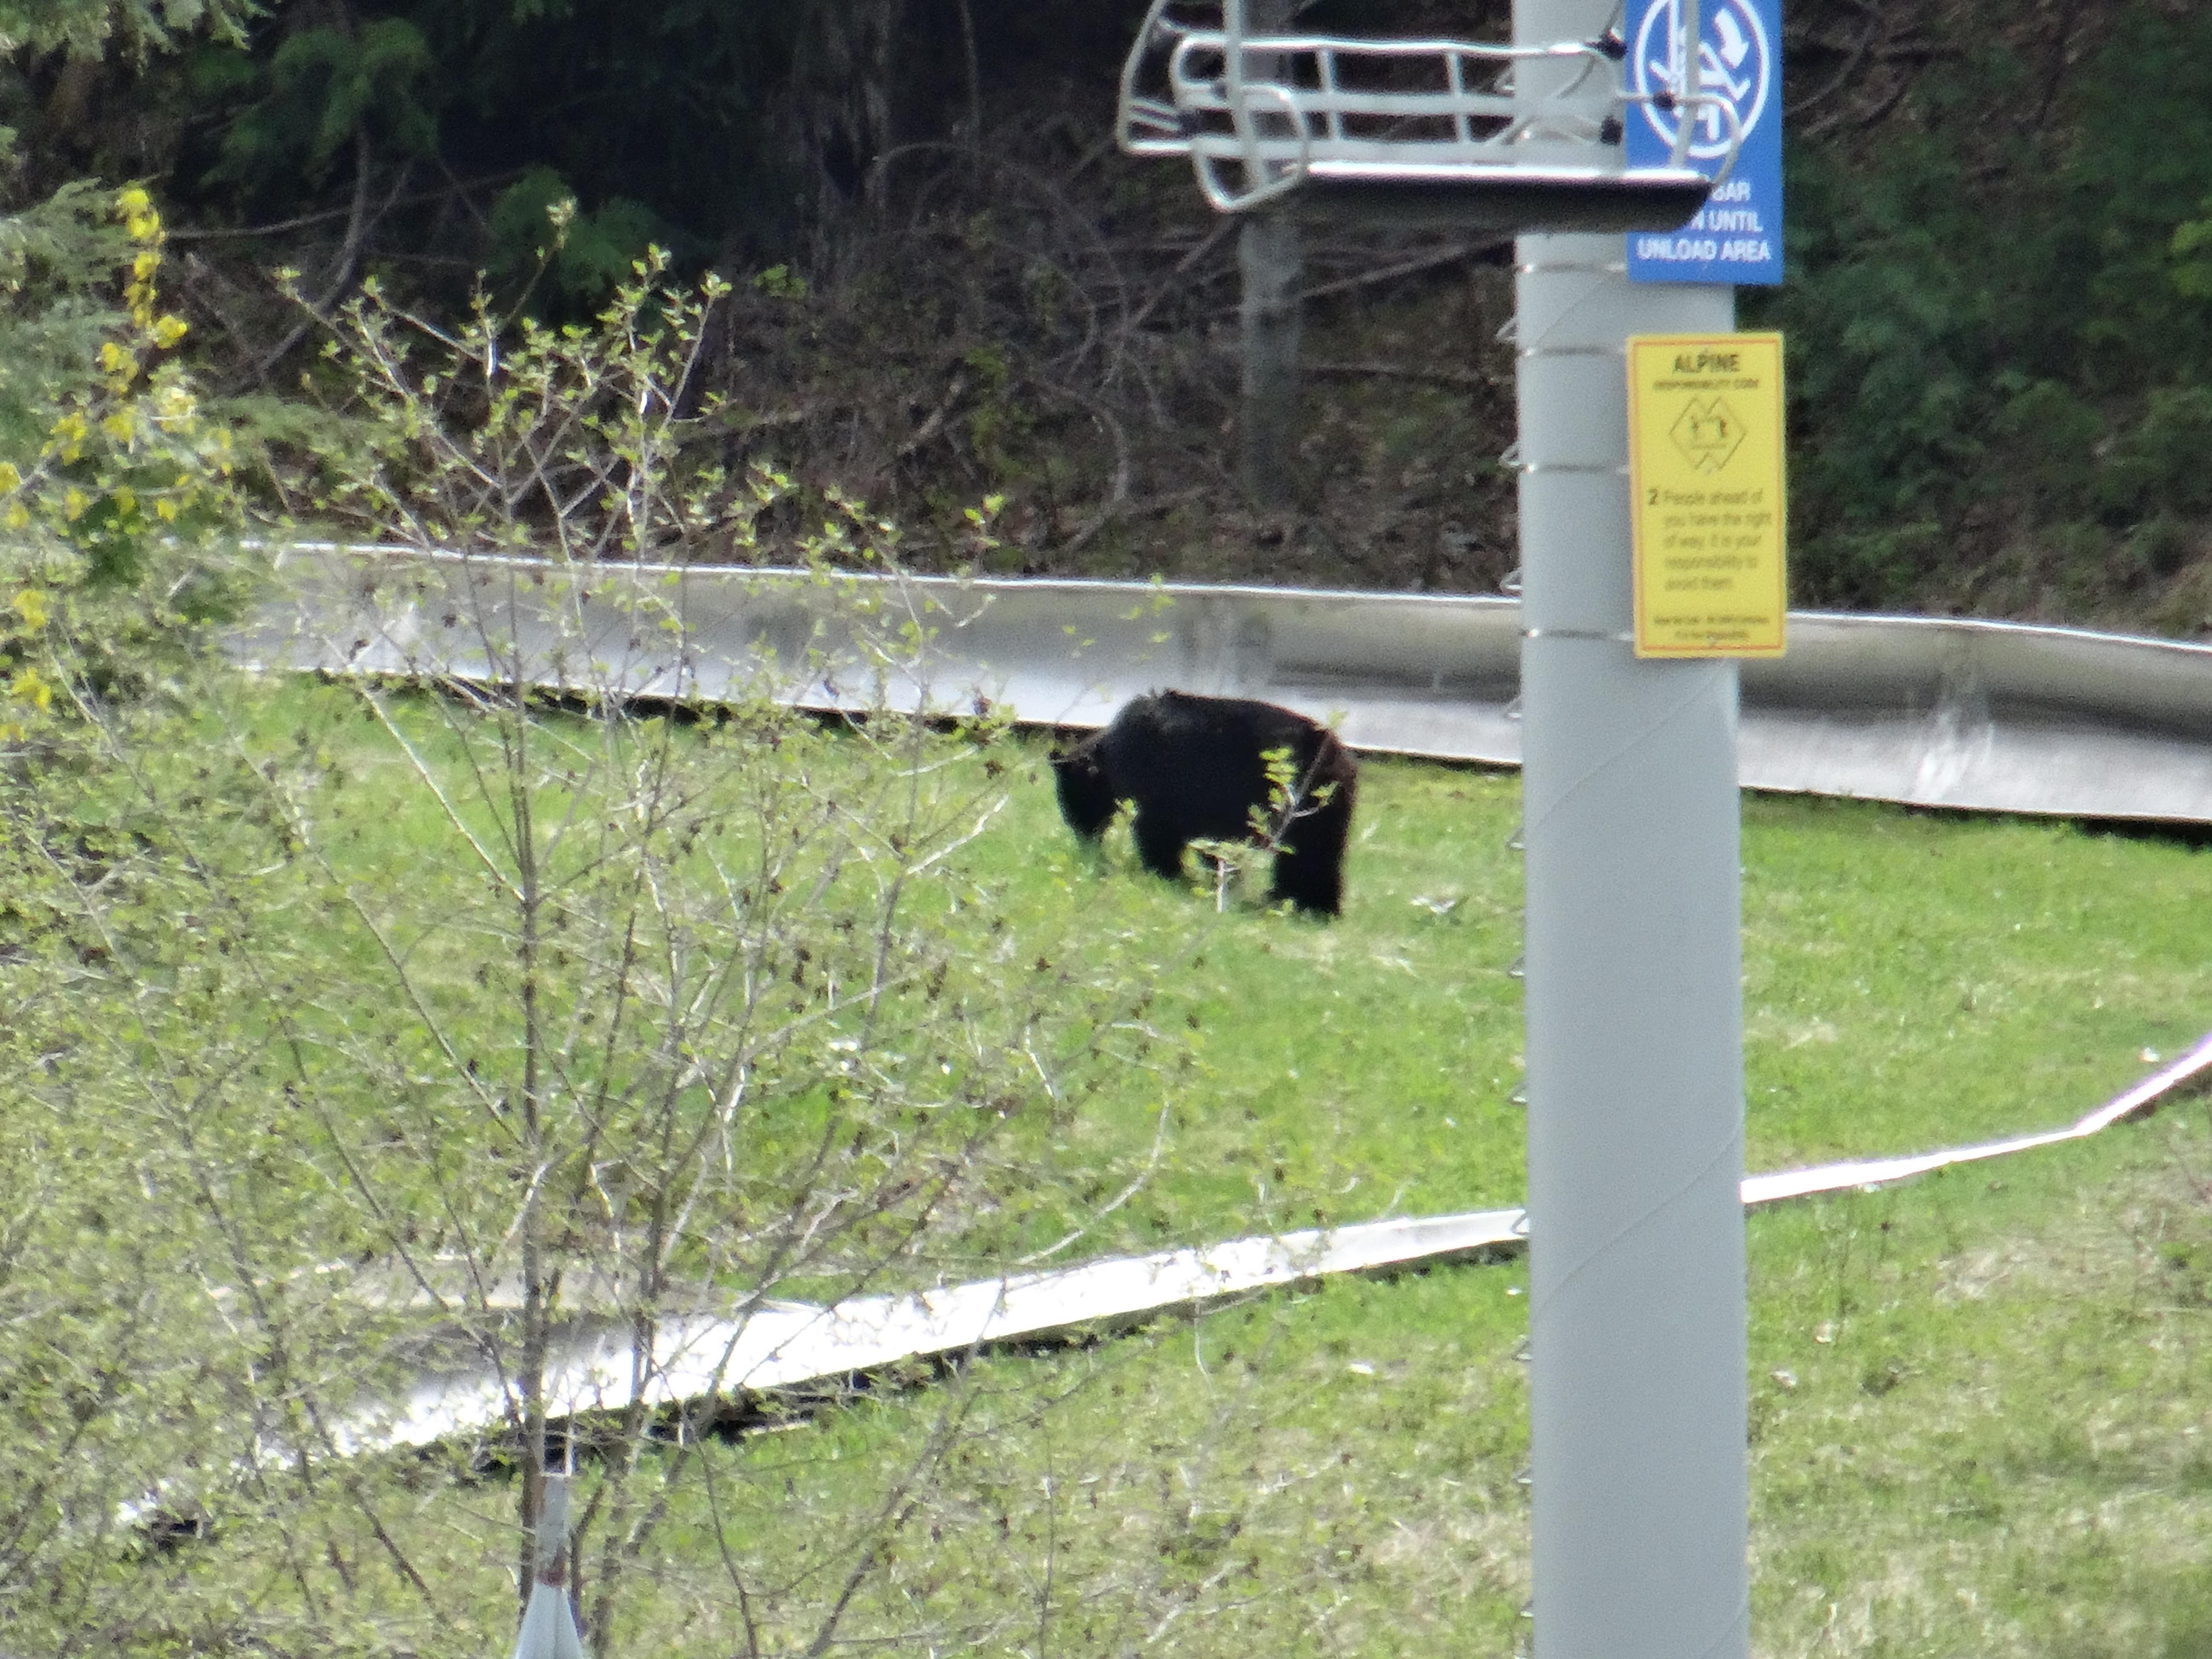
1670;396;1745;473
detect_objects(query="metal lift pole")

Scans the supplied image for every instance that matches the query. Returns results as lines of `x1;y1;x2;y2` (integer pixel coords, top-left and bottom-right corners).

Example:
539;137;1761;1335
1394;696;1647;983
1112;6;1750;1645
1237;0;1303;510
1513;1;1751;1656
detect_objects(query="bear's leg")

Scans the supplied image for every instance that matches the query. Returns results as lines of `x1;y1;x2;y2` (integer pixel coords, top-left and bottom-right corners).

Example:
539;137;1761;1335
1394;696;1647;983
1270;797;1349;917
1269;851;1342;917
1129;810;1190;882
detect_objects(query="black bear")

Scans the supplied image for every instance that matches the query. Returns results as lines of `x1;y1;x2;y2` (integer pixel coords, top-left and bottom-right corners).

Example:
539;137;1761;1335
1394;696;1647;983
1052;690;1358;916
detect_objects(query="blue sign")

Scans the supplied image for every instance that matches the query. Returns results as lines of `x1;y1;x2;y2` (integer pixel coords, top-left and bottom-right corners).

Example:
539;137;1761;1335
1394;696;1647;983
1625;0;1783;287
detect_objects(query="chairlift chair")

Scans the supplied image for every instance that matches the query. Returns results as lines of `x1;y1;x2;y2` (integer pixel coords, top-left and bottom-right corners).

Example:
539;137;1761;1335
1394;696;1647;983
1117;0;1739;231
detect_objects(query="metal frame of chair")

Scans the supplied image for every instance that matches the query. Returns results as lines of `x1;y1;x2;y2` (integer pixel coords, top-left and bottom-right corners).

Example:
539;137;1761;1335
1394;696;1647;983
1117;0;1741;231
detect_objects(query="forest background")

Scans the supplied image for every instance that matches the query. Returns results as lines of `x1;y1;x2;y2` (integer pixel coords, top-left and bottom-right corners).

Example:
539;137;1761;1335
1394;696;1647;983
10;0;2212;629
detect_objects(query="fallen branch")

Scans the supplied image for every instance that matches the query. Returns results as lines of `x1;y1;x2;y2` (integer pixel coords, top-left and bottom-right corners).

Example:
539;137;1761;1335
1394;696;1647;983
1059;485;1209;556
896;373;970;460
169;169;525;242
1306;361;1501;392
1298;240;1505;304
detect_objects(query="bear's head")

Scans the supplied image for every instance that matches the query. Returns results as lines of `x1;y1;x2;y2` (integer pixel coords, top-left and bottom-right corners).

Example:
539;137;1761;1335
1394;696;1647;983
1050;737;1119;839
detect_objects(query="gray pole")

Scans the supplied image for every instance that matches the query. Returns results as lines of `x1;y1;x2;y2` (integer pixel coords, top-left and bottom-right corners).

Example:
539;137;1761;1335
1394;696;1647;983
1239;216;1302;510
1237;0;1301;511
1512;1;1749;1655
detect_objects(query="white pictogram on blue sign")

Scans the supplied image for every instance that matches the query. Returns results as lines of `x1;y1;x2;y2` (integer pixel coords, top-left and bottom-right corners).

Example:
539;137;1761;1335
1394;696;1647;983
1626;0;1783;287
1630;0;1772;163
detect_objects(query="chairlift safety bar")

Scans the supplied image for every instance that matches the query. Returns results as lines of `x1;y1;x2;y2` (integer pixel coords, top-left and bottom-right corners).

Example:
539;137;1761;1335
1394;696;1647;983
1117;0;1741;223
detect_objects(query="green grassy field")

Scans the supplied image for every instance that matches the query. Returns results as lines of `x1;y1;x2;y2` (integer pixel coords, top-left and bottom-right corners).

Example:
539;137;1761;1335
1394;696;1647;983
35;682;2212;1657
976;744;2212;1224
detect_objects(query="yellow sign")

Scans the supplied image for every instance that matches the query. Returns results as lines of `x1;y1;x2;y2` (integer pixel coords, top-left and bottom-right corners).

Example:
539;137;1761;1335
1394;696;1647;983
1627;333;1787;658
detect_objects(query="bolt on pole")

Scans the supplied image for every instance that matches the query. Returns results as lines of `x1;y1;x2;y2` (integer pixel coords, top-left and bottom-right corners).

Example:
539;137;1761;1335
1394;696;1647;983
1512;0;1750;1654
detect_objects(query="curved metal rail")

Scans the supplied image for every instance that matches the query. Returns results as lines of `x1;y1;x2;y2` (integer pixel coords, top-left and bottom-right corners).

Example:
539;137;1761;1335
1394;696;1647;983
237;548;2212;825
202;1032;2212;1468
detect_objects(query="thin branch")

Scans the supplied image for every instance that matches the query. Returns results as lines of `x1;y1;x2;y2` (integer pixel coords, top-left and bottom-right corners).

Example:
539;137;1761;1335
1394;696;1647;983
1306;360;1500;391
896;373;970;461
167;169;524;242
1296;239;1501;305
243;134;411;388
1121;219;1236;336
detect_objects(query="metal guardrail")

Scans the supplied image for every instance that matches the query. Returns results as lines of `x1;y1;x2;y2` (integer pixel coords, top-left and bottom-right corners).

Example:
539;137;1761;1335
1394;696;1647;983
237;544;2212;823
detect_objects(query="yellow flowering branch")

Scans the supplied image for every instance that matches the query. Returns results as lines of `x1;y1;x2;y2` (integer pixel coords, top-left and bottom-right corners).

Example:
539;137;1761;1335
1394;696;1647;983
3;186;239;743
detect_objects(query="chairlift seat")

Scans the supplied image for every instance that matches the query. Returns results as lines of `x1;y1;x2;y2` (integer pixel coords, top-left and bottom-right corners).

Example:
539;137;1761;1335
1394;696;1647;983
1118;1;1737;233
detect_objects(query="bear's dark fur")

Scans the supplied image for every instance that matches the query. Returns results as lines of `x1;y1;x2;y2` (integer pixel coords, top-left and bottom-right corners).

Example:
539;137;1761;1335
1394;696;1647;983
1052;690;1358;916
